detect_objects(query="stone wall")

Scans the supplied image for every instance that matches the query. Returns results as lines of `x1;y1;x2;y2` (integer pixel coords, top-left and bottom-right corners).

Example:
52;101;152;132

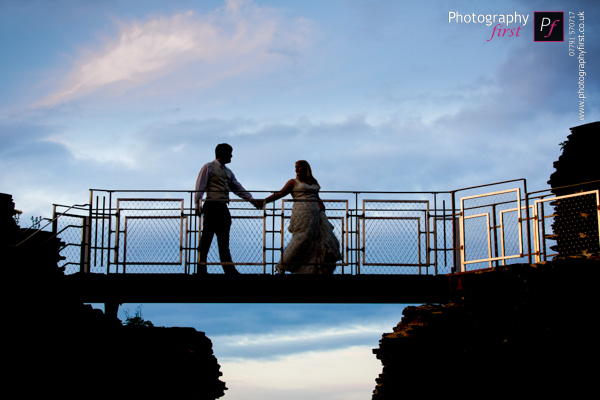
3;193;227;399
547;121;600;258
372;259;599;398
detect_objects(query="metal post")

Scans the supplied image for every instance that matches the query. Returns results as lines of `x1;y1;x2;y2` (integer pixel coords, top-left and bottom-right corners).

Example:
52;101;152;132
442;200;447;271
491;203;499;268
107;191;114;274
451;191;457;273
539;199;546;261
80;216;91;273
356;192;361;275
84;191;93;273
51;204;58;241
523;180;532;264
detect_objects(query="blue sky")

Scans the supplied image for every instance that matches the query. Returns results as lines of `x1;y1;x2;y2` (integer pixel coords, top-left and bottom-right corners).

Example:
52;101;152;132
1;0;598;398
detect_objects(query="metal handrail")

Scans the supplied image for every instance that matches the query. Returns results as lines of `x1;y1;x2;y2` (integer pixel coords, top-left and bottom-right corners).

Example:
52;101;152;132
49;179;600;276
14;203;89;247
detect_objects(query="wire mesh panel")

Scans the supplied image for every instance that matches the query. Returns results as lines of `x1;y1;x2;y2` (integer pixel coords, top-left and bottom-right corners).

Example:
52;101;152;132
53;209;86;275
432;213;455;275
462;213;491;268
460;189;525;271
115;199;185;273
531;199;558;262
361;200;430;274
123;216;184;265
198;199;265;274
499;206;531;264
533;190;600;261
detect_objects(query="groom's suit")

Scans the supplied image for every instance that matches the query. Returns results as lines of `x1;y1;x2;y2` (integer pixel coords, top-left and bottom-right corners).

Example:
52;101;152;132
194;159;253;274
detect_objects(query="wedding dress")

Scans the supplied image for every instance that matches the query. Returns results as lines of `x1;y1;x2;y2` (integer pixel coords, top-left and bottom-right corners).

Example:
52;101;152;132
276;179;342;274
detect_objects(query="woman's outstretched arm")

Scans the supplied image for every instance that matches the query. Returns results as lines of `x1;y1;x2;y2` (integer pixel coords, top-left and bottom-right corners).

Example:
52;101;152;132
263;179;296;204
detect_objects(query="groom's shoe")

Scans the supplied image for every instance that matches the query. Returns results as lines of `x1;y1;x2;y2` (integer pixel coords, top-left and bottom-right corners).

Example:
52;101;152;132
197;264;208;275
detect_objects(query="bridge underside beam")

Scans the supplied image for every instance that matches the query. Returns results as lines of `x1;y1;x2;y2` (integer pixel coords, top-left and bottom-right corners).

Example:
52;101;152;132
63;274;451;305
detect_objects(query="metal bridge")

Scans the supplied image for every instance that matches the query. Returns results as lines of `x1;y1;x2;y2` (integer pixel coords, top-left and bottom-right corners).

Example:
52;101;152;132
46;179;600;307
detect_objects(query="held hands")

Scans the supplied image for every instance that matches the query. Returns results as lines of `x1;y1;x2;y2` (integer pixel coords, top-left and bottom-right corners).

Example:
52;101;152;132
251;199;264;209
250;199;325;211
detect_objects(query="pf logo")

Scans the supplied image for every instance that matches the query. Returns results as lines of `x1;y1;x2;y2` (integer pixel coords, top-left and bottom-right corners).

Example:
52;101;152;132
534;12;564;42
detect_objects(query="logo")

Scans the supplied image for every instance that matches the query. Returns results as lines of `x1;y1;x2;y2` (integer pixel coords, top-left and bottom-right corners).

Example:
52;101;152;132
534;12;564;42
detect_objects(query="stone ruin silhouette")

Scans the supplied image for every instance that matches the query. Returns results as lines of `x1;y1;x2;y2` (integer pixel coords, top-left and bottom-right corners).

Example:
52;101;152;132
3;193;227;399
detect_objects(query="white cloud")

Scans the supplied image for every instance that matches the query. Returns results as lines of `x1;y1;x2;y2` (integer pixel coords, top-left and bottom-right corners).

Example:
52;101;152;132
220;345;380;400
36;0;312;107
213;323;390;360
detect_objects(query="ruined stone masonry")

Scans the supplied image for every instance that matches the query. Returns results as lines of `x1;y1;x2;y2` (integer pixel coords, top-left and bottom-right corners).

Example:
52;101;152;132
372;260;599;398
3;193;226;399
547;121;600;258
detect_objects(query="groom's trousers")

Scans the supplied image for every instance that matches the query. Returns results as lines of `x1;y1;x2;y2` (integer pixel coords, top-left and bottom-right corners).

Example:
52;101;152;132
198;201;239;274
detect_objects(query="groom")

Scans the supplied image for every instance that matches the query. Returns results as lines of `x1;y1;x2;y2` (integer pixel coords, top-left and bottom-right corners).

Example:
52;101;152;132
194;143;259;274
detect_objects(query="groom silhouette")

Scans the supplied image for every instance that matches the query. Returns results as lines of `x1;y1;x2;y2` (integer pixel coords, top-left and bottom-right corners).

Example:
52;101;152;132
194;143;258;274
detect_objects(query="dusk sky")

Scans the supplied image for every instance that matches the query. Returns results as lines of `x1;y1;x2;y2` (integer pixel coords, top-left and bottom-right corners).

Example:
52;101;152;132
1;0;597;399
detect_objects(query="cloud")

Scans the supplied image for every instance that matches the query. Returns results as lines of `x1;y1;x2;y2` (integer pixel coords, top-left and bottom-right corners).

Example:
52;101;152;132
221;346;380;400
35;0;312;107
213;323;390;360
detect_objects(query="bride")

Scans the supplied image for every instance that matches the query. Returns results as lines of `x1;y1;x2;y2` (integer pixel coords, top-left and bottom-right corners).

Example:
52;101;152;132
262;160;342;274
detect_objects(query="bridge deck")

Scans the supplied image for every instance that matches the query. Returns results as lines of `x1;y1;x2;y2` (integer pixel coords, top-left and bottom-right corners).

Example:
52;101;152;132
63;273;452;305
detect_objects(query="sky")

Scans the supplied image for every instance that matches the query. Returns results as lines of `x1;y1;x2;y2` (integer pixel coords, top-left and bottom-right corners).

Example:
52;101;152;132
1;0;598;399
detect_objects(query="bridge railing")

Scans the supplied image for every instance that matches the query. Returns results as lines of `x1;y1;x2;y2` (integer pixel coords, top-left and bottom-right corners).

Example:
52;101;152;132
51;179;600;276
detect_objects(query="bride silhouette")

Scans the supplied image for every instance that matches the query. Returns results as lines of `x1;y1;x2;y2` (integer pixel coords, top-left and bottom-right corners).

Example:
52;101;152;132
262;160;342;274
